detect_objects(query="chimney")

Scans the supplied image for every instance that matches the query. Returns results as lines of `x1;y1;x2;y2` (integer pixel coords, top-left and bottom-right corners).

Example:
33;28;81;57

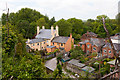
70;33;72;38
28;39;30;43
51;26;54;35
37;26;40;35
56;25;59;36
42;26;45;29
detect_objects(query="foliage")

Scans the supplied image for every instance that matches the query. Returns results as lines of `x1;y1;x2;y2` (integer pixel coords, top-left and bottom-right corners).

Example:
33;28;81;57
53;63;64;78
54;19;72;36
2;25;47;78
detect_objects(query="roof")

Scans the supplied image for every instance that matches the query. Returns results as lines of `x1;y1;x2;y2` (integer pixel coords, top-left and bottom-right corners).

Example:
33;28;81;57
111;35;120;40
113;43;120;51
27;38;45;44
47;46;56;48
52;36;69;43
35;29;56;39
68;59;85;68
103;43;112;49
79;40;89;44
90;38;105;47
88;32;98;37
82;66;95;73
62;57;70;61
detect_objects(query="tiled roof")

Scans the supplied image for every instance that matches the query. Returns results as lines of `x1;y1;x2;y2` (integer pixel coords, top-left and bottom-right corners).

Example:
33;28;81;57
103;43;112;49
68;59;85;68
27;38;45;44
79;40;89;44
111;35;120;40
90;38;105;47
113;43;120;51
35;29;56;39
103;43;120;51
88;32;98;37
52;36;69;43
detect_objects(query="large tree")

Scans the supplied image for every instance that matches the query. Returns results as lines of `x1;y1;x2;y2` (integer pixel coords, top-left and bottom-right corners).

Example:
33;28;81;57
54;19;72;36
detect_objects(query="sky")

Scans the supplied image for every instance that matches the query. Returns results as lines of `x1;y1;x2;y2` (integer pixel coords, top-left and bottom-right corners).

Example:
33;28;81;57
0;0;119;21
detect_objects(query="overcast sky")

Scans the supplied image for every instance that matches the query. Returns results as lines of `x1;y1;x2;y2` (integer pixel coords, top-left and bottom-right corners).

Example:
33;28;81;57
0;0;119;21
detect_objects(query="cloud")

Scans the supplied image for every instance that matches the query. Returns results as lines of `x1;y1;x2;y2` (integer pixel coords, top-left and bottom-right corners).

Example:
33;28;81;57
0;0;119;20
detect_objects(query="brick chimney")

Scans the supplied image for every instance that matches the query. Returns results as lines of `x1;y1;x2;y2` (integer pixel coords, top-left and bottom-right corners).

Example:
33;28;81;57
37;26;40;35
42;26;45;29
70;33;72;38
56;25;59;36
51;26;54;35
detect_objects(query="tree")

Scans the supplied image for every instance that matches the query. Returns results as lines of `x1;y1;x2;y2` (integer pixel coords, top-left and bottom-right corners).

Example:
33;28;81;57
53;63;63;78
54;19;72;36
37;18;49;28
49;17;56;26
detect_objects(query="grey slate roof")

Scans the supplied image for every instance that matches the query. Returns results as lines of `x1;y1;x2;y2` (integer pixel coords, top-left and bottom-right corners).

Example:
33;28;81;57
111;35;120;40
35;29;56;39
103;43;112;49
82;66;95;73
52;36;69;43
88;32;98;37
103;43;120;51
113;43;120;51
90;38;105;47
47;46;56;48
79;40;89;44
27;38;45;44
68;59;85;68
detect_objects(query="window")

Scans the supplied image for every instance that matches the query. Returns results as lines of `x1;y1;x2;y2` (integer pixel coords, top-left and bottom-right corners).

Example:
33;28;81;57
37;43;39;45
109;50;111;54
104;54;106;56
53;43;54;45
87;45;90;48
33;44;35;46
47;40;49;43
44;42;45;44
80;44;82;47
93;47;96;51
61;43;63;46
116;51;119;53
104;49;107;53
87;50;89;53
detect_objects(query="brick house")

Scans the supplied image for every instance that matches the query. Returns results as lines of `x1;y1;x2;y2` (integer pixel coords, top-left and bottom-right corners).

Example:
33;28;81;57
26;25;74;53
102;43;114;58
79;37;105;56
51;34;74;52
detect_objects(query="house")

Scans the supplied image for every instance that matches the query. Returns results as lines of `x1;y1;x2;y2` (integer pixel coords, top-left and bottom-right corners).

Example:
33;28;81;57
26;25;74;53
51;34;74;52
102;43;114;58
78;38;105;56
102;33;120;58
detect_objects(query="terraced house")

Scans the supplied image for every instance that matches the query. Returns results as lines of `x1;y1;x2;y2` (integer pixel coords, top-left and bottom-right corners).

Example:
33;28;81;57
79;32;120;58
26;25;74;53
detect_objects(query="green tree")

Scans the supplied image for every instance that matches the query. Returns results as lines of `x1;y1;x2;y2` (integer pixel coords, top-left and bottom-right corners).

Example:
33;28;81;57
54;19;72;36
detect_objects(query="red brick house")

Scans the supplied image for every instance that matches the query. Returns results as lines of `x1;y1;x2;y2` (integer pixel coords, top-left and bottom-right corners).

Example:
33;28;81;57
51;34;74;52
79;38;105;56
102;43;114;58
